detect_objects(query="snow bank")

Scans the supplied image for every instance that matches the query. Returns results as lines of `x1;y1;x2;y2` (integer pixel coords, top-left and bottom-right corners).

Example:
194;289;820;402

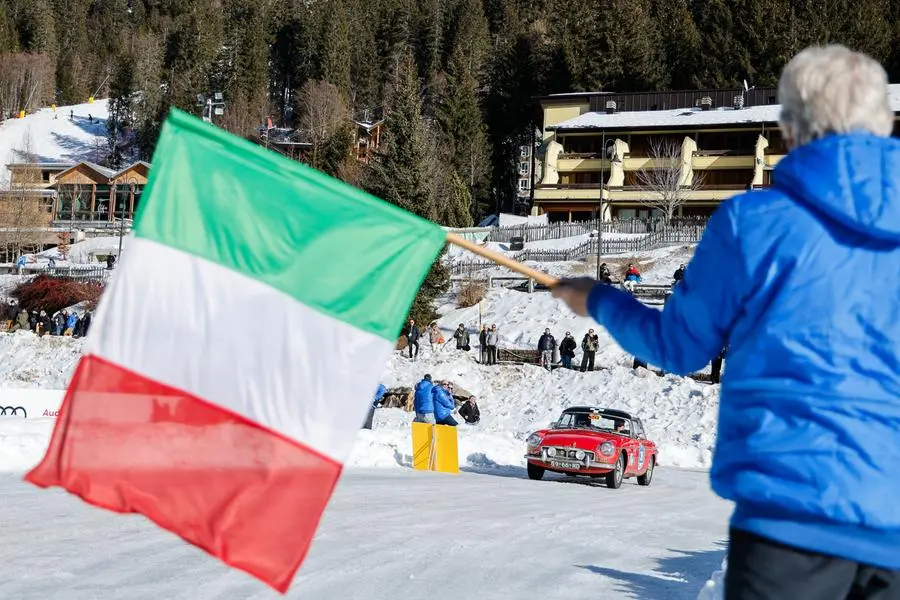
0;100;110;182
696;559;728;600
39;235;130;264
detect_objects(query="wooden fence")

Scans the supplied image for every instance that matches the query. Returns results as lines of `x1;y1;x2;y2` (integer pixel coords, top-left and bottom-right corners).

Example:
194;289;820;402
484;217;709;243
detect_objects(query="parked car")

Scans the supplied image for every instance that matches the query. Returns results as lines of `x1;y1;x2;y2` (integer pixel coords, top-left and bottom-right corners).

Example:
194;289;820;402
524;406;657;489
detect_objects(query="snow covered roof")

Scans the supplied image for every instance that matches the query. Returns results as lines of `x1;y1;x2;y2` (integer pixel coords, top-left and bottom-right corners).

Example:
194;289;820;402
6;162;73;170
550;84;900;131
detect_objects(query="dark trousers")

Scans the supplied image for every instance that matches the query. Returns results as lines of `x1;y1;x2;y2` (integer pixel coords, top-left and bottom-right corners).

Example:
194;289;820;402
581;351;596;372
633;357;648;369
561;355;572;369
486;346;497;365
726;528;900;600
407;340;419;358
436;415;458;427
711;357;724;383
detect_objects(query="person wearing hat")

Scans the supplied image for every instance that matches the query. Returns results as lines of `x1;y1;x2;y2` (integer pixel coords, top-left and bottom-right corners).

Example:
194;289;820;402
413;374;435;424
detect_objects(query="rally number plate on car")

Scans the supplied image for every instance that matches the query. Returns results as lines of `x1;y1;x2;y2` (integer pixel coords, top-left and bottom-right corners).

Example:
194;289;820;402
550;460;580;469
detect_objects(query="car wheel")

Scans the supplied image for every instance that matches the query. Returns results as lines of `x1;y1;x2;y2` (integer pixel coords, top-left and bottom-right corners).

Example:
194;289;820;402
527;462;545;480
637;456;655;486
606;453;625;489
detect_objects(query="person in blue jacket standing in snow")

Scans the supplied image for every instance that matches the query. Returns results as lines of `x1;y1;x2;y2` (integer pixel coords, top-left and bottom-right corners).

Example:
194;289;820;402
413;374;435;424
553;45;900;600
362;384;386;430
431;381;457;427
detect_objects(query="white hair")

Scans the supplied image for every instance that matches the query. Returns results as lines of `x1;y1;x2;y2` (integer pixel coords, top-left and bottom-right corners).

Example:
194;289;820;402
778;45;894;147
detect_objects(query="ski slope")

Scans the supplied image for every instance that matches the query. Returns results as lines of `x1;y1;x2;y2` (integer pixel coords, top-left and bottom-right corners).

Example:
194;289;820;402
0;468;731;600
0;100;110;182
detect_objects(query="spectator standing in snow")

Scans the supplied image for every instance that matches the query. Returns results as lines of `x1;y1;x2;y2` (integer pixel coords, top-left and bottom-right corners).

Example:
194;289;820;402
581;329;599;372
453;324;470;351
28;310;38;331
48;257;56;270
64;312;78;336
404;319;420;359
485;324;499;365
623;264;642;292
427;322;443;350
673;264;685;282
431;381;457;426
598;263;612;284
559;332;576;369
413;374;435;424
537;328;556;370
478;325;487;362
37;311;52;336
81;311;92;336
53;311;65;336
459;396;480;425
106;254;116;270
553;45;900;600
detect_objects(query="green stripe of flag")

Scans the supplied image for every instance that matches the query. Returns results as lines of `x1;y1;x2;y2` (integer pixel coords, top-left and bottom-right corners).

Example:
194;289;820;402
133;109;447;341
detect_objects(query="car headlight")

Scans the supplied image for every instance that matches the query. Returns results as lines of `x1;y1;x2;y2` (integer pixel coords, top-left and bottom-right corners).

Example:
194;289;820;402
597;441;615;457
546;447;556;457
574;450;585;460
526;433;543;447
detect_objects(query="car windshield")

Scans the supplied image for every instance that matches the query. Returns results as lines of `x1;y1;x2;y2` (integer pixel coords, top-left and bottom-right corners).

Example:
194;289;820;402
555;412;630;435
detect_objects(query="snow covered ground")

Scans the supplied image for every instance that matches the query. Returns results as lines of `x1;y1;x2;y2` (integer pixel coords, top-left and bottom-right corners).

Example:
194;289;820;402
0;100;110;181
0;468;731;599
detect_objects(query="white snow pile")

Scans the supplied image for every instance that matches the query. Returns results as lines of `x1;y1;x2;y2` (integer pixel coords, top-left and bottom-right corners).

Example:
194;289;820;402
39;235;129;264
0;100;110;181
696;559;728;600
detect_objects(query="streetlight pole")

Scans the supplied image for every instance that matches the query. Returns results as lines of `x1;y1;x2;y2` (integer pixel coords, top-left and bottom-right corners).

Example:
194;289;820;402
596;130;606;280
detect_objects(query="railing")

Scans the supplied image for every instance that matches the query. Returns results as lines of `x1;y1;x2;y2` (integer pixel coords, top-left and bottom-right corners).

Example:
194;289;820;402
449;223;705;274
0;263;111;281
482;217;707;243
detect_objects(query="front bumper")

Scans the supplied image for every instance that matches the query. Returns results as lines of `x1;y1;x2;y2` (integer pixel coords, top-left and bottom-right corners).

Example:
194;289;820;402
524;454;617;471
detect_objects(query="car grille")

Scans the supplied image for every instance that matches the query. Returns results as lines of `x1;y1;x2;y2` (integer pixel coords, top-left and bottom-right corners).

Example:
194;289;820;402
545;447;595;461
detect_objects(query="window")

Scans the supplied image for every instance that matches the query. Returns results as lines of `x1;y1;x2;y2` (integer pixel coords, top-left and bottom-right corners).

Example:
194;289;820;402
520;146;529;158
518;179;528;191
519;162;529;174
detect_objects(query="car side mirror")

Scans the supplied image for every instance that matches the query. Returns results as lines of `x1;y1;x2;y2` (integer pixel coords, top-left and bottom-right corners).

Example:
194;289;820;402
549;421;557;429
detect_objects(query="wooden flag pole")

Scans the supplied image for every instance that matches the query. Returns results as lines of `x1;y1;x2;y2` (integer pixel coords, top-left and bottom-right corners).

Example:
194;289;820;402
445;232;559;287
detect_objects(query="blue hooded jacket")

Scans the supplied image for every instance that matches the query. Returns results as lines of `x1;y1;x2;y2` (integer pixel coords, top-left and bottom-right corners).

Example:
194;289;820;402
432;385;455;421
413;379;434;414
587;134;900;569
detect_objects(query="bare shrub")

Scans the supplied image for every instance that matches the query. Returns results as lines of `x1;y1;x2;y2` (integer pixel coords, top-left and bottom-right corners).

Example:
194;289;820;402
457;279;486;308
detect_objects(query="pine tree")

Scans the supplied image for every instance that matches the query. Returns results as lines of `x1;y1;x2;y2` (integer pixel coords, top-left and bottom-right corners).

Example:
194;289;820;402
365;51;447;324
366;51;434;218
652;0;701;89
692;0;750;88
319;0;352;98
107;53;136;168
437;46;490;201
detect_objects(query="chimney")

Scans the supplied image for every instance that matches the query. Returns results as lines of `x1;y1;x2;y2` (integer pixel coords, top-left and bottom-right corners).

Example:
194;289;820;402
605;100;617;114
733;95;744;110
700;96;713;111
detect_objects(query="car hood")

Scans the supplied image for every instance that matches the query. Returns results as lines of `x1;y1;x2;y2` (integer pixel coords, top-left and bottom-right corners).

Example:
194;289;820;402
540;429;623;449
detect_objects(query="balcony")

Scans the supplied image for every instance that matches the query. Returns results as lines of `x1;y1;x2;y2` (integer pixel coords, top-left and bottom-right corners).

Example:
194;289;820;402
534;183;604;201
534;183;752;204
557;154;608;172
691;152;755;169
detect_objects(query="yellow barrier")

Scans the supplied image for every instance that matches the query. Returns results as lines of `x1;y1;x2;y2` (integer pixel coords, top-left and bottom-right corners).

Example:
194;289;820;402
88;96;94;104
17;110;24;118
411;422;458;474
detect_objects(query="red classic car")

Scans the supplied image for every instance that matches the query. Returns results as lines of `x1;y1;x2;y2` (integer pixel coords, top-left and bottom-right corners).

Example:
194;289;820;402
524;406;658;489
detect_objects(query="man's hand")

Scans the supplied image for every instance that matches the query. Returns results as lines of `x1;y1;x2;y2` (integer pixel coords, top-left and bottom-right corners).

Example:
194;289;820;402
551;277;600;317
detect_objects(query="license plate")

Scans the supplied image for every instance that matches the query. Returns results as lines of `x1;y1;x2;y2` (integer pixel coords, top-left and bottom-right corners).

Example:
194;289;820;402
550;460;579;469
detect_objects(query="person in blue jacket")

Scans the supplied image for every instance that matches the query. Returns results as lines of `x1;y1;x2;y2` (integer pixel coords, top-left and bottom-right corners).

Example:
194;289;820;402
552;45;900;600
431;381;457;427
413;374;435;424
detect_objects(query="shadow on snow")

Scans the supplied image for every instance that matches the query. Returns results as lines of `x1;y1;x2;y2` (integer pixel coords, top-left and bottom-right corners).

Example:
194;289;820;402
577;543;726;600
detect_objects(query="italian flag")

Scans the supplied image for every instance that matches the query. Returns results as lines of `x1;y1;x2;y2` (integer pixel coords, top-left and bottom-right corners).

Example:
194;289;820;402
25;109;447;593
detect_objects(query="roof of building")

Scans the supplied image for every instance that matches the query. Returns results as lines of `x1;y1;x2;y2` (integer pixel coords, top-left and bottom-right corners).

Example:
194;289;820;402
55;160;149;182
6;162;74;170
549;84;900;131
